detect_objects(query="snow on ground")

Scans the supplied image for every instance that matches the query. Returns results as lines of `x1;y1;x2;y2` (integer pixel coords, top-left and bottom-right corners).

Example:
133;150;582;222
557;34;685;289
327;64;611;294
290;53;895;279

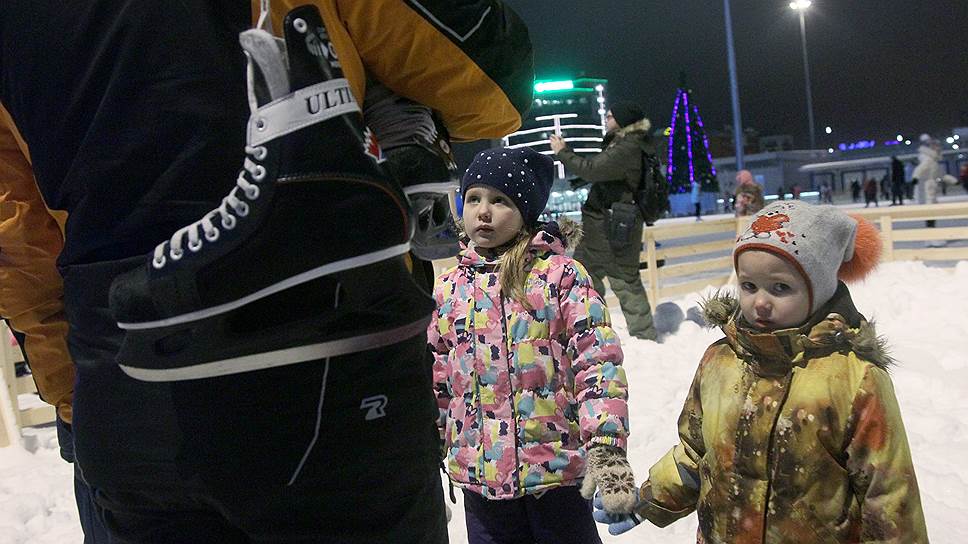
1;261;967;543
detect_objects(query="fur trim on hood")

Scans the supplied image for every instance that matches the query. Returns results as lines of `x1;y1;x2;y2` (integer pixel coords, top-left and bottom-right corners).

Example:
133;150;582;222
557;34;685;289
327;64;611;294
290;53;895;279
615;118;652;138
700;289;893;370
552;217;583;249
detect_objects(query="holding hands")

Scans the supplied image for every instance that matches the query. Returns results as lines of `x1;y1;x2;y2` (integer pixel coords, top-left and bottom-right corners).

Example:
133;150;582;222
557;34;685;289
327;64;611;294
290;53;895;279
593;491;643;535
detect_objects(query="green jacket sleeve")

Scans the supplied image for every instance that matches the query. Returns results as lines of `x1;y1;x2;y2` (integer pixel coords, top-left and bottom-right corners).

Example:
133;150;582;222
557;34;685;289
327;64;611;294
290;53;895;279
845;364;929;543
635;352;709;527
556;138;639;185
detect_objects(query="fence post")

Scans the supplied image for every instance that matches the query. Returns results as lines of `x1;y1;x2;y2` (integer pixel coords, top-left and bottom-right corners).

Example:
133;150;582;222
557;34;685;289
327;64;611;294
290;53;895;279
0;345;18;447
645;228;659;313
879;215;894;262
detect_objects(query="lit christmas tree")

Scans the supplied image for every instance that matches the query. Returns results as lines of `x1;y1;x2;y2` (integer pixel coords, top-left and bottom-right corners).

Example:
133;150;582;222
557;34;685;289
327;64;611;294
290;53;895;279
667;74;719;194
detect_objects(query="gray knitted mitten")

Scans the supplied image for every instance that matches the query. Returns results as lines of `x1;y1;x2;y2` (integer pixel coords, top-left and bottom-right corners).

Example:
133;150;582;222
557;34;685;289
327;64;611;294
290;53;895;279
580;445;638;513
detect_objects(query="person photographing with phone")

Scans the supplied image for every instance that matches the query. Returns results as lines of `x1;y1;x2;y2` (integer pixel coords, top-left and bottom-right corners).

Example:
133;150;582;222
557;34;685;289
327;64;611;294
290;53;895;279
550;102;659;341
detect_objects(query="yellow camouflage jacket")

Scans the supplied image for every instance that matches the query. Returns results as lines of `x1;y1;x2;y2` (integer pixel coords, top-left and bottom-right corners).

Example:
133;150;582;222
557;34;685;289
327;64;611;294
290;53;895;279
637;284;928;543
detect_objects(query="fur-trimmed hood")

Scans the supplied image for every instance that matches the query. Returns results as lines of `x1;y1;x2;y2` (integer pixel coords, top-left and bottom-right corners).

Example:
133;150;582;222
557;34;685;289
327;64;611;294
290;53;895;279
701;283;892;375
614;117;652;138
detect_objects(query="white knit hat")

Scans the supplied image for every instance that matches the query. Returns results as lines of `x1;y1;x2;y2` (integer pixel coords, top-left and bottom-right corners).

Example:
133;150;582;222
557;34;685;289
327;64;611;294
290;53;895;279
734;201;881;314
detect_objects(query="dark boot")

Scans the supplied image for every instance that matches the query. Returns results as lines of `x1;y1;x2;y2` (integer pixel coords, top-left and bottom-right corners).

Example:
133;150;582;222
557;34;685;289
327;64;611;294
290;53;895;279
109;6;433;381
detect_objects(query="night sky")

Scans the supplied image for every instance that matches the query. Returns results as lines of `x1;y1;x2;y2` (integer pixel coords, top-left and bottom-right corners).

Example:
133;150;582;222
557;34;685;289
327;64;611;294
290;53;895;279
503;0;968;148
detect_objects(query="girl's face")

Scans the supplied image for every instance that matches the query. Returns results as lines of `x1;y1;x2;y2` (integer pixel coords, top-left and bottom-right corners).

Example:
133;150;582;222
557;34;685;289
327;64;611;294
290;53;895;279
462;185;524;248
736;250;811;331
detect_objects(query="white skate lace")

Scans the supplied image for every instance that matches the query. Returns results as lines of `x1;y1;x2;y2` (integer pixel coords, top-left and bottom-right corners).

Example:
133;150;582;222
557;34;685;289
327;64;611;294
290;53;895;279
152;144;268;269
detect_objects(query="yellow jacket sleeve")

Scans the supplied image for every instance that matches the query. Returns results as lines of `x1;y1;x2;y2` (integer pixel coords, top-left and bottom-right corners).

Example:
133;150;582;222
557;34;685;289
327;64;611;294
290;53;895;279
260;0;533;140
635;351;709;527
845;365;929;543
0;104;74;423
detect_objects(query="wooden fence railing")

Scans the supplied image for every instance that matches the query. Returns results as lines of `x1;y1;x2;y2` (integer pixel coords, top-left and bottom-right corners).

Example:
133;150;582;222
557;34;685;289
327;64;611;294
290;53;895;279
433;201;968;313
1;322;56;446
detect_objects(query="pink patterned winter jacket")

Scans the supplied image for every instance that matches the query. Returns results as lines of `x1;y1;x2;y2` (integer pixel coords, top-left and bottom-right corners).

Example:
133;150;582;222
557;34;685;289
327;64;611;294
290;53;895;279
429;223;629;500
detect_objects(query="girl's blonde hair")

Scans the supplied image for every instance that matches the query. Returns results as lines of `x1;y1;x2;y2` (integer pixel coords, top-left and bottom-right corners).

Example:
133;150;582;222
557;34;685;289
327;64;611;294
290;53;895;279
497;225;539;309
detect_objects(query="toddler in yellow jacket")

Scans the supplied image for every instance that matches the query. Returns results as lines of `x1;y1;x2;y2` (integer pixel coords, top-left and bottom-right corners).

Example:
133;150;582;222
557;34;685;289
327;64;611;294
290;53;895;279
598;201;928;543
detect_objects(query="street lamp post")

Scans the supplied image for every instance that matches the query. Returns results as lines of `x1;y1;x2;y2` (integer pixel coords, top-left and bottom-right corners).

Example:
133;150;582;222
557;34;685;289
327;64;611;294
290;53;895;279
790;0;817;150
724;0;745;170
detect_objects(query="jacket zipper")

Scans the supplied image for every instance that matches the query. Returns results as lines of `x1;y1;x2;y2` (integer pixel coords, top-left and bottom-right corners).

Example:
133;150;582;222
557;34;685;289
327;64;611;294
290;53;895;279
499;294;522;496
761;373;794;543
469;272;487;488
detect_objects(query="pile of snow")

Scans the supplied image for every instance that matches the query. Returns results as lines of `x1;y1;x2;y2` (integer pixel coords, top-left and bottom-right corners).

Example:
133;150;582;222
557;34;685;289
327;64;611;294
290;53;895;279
1;261;966;543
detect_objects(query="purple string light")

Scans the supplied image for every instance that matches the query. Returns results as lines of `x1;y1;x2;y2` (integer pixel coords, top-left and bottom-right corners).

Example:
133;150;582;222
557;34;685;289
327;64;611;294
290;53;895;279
667;90;681;184
693;104;717;176
683;91;695;183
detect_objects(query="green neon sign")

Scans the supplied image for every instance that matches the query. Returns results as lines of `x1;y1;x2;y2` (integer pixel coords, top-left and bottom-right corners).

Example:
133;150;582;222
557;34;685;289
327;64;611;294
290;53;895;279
534;80;574;93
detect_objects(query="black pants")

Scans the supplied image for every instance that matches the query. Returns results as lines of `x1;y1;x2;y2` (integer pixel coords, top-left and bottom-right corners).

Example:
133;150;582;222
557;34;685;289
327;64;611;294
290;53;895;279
463;486;602;544
694;202;702;219
64;257;447;544
892;183;904;204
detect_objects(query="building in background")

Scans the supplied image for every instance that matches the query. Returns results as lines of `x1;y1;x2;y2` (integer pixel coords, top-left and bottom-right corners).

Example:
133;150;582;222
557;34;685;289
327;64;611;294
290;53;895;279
502;77;610;221
758;134;795;153
710;129;967;210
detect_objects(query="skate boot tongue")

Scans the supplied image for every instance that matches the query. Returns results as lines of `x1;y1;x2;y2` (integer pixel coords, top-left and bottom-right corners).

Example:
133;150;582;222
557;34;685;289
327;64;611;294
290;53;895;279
239;29;290;106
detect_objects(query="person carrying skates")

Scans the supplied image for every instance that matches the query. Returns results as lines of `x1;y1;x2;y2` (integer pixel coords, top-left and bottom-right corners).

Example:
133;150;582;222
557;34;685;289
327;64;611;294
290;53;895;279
0;0;534;541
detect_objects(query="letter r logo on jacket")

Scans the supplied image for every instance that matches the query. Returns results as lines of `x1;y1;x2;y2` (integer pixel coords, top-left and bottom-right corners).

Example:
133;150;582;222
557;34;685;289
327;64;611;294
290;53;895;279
360;395;388;421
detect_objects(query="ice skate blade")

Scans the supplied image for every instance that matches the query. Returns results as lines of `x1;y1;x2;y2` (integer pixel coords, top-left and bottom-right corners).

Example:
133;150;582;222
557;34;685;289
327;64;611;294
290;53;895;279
118;316;429;381
403;181;460;195
118;242;411;330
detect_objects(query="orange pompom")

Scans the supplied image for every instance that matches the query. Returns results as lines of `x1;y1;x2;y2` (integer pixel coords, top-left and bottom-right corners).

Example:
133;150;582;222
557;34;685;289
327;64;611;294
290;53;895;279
838;215;881;282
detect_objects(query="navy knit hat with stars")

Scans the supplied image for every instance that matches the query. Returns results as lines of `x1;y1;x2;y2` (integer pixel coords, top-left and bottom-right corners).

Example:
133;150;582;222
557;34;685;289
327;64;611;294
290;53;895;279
461;147;555;228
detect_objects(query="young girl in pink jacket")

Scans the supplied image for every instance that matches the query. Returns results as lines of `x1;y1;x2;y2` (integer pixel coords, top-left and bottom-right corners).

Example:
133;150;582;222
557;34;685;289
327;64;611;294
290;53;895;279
428;147;637;543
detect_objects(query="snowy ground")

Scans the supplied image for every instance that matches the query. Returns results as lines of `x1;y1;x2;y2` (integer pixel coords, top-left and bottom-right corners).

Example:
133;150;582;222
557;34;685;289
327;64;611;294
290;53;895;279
1;261;967;543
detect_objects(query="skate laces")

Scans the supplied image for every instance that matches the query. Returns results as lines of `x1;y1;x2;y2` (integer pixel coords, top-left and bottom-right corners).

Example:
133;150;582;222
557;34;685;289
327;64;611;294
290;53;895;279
152;145;268;269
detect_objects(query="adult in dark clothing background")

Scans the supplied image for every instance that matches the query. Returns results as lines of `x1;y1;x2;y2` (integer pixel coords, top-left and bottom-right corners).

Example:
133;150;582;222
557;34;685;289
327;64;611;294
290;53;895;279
550;102;657;341
0;1;533;541
891;155;906;205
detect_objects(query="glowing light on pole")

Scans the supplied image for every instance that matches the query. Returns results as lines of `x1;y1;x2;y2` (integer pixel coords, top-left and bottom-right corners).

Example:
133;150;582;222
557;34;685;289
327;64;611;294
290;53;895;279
791;0;817;149
595;84;607;134
723;0;745;169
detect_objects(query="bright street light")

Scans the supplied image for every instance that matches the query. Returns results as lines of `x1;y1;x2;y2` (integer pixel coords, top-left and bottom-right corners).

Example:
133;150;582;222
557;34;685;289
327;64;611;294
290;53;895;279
896;134;903;142
825;126;832;134
790;1;816;149
724;0;746;169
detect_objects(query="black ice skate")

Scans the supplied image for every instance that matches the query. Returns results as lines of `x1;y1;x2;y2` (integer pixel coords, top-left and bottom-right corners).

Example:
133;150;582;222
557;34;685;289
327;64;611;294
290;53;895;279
109;6;434;381
383;118;461;261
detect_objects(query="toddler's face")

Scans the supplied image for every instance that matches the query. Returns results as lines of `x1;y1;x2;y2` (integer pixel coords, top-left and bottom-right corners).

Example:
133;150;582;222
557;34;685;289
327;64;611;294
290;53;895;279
462;185;524;248
736;250;811;331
